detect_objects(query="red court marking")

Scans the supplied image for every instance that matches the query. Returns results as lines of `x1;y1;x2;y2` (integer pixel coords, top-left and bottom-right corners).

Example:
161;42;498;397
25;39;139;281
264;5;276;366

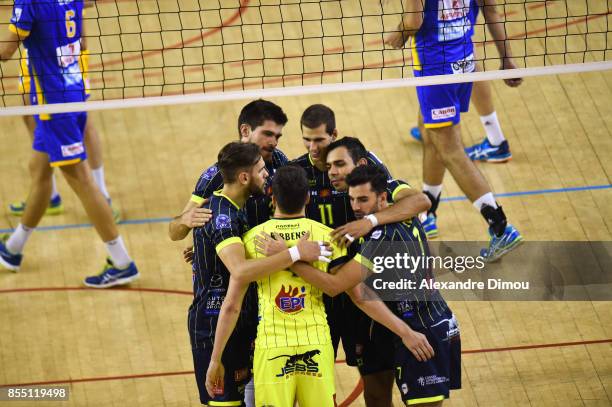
89;0;251;69
463;338;612;354
338;378;364;407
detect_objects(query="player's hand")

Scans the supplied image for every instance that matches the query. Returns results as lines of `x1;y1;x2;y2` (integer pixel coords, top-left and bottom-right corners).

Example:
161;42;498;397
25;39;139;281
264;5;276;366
180;199;212;228
500;58;523;87
255;232;287;257
331;218;373;247
384;24;410;49
296;232;332;263
183;245;194;265
401;328;434;362
205;359;225;398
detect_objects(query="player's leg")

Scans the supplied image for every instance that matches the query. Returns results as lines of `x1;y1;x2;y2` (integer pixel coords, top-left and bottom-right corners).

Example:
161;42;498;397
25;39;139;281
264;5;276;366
295;344;335;407
9;101;63;217
82;118;120;222
420;107;445;239
362;371;394;407
254;346;297;407
464;59;512;163
0;150;53;271
420;83;521;259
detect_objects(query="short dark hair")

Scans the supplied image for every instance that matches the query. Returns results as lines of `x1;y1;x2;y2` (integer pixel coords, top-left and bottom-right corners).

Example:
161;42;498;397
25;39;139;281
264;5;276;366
217;142;261;183
346;165;388;195
272;165;309;215
237;99;288;137
300;104;335;135
327;137;368;164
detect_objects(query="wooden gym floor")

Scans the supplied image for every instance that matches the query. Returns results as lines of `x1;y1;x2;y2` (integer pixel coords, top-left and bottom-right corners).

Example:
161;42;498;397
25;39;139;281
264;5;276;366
0;0;610;406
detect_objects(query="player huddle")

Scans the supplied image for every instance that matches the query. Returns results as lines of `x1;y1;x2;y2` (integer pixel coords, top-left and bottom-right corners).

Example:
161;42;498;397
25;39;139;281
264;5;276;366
171;100;460;407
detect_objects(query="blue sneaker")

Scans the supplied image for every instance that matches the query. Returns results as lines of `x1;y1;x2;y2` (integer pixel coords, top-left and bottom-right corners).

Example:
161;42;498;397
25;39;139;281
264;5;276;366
465;139;512;163
481;224;523;262
9;195;64;216
410;126;422;142
422;214;438;239
0;234;22;272
84;258;139;288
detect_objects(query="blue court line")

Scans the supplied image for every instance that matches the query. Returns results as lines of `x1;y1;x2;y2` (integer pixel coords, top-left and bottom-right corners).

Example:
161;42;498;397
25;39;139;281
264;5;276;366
1;184;610;234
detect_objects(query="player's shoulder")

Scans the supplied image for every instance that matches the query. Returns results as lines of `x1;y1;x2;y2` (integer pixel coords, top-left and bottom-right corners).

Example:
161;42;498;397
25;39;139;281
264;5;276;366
272;148;290;167
365;224;399;242
366;151;393;179
198;162;221;183
289;153;310;168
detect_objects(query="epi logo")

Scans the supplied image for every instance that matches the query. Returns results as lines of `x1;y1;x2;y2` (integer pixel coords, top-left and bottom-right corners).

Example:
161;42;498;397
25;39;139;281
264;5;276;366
275;285;306;313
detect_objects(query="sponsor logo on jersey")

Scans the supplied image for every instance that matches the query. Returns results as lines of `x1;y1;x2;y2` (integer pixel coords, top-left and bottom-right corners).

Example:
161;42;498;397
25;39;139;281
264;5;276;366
451;53;475;74
431;106;456;120
275;285;306;313
215;214;231;229
61;142;84;157
203;165;218;180
13;8;22;22
269;350;322;378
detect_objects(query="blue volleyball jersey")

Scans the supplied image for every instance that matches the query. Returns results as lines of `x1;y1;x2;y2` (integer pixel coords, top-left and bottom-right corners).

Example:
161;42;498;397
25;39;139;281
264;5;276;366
9;0;86;108
412;0;479;75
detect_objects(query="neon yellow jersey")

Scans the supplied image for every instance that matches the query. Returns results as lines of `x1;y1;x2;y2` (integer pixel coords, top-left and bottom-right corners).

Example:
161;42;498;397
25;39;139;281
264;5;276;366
243;217;349;349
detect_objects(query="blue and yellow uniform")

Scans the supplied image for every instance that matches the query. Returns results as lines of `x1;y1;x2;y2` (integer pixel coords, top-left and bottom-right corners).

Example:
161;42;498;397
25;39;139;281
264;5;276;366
412;0;479;128
243;217;349;407
191;148;288;228
10;0;88;166
190;191;255;406
354;218;461;405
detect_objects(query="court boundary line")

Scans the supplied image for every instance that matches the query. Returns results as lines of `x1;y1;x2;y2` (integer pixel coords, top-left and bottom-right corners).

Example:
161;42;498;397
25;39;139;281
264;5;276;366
1;338;610;387
1;184;610;234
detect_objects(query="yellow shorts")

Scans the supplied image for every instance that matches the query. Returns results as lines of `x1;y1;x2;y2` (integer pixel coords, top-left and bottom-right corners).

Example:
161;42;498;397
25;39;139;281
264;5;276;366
254;343;335;407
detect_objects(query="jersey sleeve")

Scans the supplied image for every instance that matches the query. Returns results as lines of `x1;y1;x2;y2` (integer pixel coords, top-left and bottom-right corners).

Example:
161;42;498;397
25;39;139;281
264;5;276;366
386;178;412;203
328;236;350;270
366;151;393;180
212;207;245;254
353;226;393;272
9;0;35;38
191;164;223;204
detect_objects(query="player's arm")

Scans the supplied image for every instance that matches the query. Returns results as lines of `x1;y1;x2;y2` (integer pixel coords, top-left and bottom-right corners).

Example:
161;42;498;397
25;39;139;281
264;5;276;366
384;0;424;49
218;233;330;284
346;284;433;362
168;198;212;241
478;0;523;87
205;277;249;397
0;29;22;62
331;185;431;246
291;258;363;297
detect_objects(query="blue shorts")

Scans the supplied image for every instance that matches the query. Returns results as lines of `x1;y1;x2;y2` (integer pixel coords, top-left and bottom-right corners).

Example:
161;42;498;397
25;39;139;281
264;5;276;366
394;312;461;405
415;79;472;129
33;112;87;167
192;337;252;406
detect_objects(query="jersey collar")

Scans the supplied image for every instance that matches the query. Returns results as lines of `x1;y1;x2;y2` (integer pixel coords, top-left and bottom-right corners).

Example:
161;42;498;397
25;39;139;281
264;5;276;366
213;190;240;210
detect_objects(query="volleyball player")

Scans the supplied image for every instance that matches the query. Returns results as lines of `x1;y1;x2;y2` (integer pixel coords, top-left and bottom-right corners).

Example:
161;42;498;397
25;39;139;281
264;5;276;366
384;0;523;260
0;0;138;287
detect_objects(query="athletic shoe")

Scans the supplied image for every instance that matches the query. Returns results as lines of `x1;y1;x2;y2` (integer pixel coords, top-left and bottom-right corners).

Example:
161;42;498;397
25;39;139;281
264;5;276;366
84;258;139;288
0;234;22;272
9;195;64;216
465;139;512;163
409;126;422;142
422;214;438;239
481;224;523;262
